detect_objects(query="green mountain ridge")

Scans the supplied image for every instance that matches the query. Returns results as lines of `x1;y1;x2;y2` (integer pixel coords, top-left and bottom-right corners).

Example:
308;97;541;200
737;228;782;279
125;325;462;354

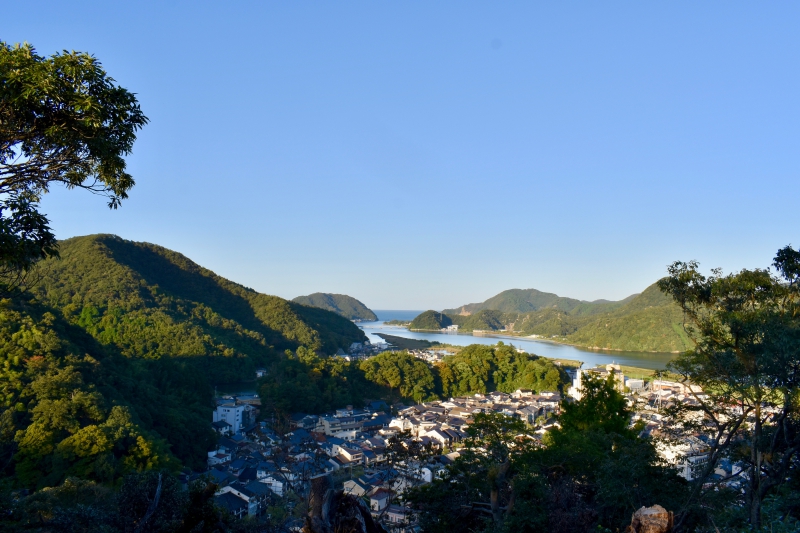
436;283;691;352
444;288;638;317
0;234;367;487
31;235;366;360
292;292;377;321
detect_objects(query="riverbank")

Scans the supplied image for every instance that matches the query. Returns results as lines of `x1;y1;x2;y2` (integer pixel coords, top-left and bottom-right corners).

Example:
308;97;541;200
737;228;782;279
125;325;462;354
374;332;675;381
470;330;683;354
360;321;676;371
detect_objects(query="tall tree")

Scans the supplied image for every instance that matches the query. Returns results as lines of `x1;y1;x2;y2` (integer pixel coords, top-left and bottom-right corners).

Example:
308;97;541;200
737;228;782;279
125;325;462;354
658;246;800;529
0;42;147;286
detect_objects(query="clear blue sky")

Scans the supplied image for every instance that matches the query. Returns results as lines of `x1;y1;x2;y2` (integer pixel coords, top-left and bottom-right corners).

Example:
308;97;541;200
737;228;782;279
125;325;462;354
8;2;800;309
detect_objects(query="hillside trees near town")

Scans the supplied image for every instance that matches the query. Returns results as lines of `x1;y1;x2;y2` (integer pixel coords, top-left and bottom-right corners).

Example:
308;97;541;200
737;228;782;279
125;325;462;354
657;246;800;530
0;297;186;490
360;351;437;403
437;343;566;398
0;42;147;289
258;344;568;415
257;347;388;415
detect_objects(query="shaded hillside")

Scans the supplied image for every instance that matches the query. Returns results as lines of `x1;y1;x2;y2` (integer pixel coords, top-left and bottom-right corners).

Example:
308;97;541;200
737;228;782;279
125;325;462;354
293;293;378;321
29;235;366;367
0;294;213;487
0;235;369;485
409;310;453;330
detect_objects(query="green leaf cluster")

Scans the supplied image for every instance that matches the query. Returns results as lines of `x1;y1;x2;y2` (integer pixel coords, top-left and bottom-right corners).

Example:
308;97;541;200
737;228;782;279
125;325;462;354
0;42;147;206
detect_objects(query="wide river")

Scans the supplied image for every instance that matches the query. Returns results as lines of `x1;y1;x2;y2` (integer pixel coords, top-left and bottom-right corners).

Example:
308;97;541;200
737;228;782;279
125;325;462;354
361;310;676;371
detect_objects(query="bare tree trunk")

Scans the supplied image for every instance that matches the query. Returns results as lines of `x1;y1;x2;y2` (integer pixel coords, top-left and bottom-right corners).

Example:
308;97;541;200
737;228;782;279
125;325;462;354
748;405;763;529
134;473;162;533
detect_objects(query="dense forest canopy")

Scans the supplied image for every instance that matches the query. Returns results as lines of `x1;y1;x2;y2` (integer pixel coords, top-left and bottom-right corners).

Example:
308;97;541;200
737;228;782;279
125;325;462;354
292;293;377;321
257;343;569;412
0;234;369;487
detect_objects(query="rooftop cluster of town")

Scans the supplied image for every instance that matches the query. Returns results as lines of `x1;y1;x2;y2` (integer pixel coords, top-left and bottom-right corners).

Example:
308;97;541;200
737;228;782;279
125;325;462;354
202;360;752;530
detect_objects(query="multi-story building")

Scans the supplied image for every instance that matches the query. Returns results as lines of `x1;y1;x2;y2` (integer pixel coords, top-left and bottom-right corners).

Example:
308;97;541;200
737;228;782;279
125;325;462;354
213;402;253;435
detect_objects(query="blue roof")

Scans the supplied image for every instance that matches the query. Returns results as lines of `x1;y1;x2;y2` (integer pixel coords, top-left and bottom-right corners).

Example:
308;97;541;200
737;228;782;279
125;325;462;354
215;491;247;512
206;469;232;484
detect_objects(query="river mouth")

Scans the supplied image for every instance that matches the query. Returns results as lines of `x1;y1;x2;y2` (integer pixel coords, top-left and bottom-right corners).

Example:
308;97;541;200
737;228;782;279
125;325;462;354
360;315;675;371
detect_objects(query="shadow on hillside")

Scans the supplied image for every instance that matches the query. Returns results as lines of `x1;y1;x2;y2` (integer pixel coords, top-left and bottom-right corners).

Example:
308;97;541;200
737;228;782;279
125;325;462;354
101;237;291;347
8;293;221;468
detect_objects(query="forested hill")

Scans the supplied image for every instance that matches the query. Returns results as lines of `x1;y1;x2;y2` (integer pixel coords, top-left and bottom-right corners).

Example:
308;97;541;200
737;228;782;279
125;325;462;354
292;293;378;321
30;235;367;361
0;235;368;486
409;310;453;330
444;288;636;316
434;283;691;352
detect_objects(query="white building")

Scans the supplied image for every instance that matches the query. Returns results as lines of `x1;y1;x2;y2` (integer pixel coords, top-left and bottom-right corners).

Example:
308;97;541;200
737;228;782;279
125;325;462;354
567;364;625;400
213;403;248;434
657;436;710;481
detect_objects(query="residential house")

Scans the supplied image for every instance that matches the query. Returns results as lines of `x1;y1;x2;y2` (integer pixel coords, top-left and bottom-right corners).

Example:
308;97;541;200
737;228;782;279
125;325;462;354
215;492;248;519
370;488;392;513
218;485;259;516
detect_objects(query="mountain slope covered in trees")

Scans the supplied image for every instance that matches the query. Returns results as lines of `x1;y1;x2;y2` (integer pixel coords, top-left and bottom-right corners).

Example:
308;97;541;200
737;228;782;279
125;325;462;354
30;235;366;364
0;235;368;487
444;288;635;316
292;293;377;321
435;283;691;352
409;310;453;330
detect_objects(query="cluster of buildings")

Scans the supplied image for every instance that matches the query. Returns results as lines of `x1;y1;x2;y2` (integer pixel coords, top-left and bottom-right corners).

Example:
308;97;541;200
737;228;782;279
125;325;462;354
205;361;757;528
204;397;433;530
388;389;562;439
335;340;391;360
202;387;564;530
406;349;454;364
568;364;749;487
